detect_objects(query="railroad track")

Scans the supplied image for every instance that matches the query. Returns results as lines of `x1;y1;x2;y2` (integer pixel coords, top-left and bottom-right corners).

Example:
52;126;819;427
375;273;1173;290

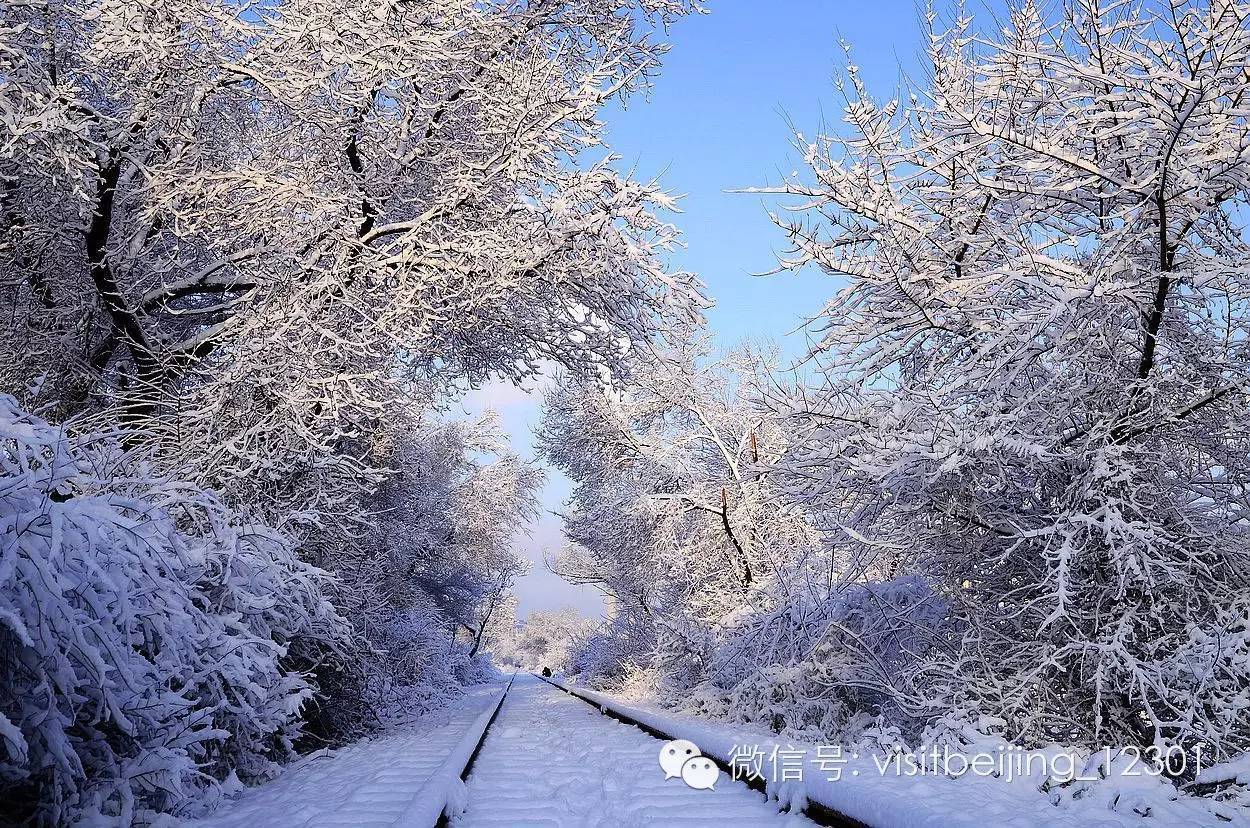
431;670;517;828
429;672;869;827
532;672;868;828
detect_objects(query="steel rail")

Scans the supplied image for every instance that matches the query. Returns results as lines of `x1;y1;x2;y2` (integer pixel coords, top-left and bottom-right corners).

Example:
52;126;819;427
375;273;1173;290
532;673;869;828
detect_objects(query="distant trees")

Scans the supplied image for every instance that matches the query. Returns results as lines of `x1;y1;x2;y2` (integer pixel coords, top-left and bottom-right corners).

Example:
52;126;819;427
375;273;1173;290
310;409;540;733
541;342;786;611
494;609;598;673
539;343;843;697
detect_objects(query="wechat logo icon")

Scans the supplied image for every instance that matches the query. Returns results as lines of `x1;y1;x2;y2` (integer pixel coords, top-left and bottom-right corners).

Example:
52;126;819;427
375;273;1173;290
658;739;719;790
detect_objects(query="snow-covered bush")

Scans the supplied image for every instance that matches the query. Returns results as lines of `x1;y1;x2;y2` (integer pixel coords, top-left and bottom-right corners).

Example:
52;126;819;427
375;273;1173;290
365;602;485;718
0;397;350;824
680;576;952;743
569;612;659;686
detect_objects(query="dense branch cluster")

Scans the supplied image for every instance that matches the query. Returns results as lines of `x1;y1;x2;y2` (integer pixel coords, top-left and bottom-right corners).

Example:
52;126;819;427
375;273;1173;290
0;0;702;822
6;0;1250;821
543;0;1250;808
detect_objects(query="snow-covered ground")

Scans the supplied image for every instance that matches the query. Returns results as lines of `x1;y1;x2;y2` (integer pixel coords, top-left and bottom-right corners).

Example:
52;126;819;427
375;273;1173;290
182;673;1247;827
452;674;811;826
549;678;1250;828
191;685;506;828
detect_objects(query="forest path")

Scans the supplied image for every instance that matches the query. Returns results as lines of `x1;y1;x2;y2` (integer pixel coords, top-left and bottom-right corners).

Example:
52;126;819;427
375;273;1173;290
452;674;813;827
191;685;504;828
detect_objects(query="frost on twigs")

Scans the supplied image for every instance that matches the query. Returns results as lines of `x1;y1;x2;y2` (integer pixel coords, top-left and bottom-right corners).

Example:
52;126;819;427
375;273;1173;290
543;1;1250;803
0;0;705;594
753;0;1250;768
0;0;704;817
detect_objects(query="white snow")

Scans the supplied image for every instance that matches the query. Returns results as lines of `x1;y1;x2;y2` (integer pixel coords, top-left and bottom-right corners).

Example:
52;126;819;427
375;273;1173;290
1199;753;1250;787
451;675;813;826
548;678;1250;828
191;685;505;828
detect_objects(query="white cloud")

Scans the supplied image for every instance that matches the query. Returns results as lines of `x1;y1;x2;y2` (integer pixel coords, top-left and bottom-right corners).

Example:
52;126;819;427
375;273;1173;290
460;369;557;415
461;379;536;414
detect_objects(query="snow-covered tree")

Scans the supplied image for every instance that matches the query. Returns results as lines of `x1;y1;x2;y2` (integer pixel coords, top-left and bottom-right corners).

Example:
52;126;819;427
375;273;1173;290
0;0;706;818
307;407;540;730
539;343;849;699
0;0;705;547
751;0;1250;762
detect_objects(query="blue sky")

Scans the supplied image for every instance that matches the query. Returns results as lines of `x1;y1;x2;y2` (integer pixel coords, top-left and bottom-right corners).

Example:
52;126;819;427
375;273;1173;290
467;1;930;618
